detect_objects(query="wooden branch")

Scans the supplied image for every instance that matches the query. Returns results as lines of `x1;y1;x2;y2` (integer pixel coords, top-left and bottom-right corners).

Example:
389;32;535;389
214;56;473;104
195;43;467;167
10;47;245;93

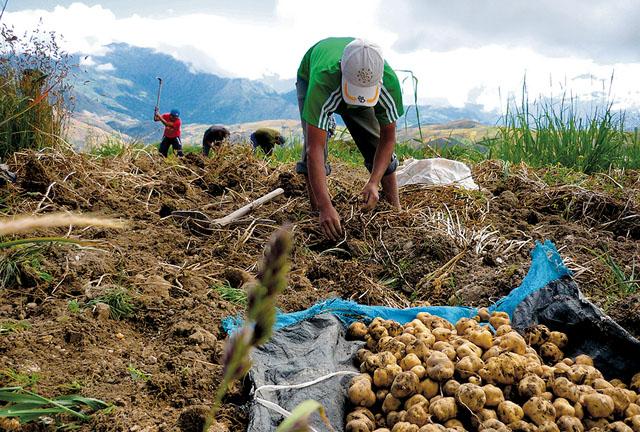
212;188;284;227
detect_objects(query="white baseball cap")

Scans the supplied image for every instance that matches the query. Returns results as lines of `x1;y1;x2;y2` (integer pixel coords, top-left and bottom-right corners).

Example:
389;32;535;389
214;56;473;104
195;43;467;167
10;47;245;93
341;38;384;107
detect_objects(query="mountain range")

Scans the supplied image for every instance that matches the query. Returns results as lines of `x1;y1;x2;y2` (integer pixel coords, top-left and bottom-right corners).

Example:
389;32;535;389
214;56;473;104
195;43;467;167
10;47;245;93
69;44;503;145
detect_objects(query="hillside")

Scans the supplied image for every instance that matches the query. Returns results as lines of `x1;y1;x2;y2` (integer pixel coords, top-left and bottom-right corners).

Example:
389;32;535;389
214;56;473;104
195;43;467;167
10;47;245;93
1;146;639;430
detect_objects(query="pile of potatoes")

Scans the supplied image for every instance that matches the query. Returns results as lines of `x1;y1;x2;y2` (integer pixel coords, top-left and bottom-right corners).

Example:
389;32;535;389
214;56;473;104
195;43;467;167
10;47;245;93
344;310;640;432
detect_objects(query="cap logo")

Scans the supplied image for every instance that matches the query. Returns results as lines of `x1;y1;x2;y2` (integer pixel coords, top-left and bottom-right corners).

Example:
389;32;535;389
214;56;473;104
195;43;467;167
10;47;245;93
356;68;373;85
343;82;380;104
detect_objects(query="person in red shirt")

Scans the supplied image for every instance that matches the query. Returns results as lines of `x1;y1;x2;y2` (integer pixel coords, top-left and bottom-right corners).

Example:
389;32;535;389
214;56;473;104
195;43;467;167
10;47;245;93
154;108;183;157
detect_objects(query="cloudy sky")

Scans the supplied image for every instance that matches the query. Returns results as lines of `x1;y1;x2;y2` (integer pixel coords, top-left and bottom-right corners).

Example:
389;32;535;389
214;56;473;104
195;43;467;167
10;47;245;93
4;1;640;111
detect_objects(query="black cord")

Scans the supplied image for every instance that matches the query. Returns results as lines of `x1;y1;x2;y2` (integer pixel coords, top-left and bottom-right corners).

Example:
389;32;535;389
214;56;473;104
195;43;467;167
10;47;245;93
0;0;9;24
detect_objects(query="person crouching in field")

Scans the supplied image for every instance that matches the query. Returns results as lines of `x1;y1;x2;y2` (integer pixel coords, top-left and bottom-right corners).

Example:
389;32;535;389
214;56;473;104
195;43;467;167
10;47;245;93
202;125;230;156
154;108;183;157
250;128;286;156
296;37;404;241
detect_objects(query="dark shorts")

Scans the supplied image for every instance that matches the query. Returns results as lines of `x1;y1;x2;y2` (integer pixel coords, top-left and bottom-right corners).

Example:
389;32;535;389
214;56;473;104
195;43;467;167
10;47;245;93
159;136;183;157
294;78;398;176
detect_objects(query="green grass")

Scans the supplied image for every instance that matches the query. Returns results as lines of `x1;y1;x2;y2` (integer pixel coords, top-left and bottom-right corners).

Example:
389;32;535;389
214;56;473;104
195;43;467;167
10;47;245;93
0;244;52;289
67;299;81;314
484;82;640;173
0;321;30;335
213;283;248;306
1;369;40;389
126;364;150;382
87;287;135;320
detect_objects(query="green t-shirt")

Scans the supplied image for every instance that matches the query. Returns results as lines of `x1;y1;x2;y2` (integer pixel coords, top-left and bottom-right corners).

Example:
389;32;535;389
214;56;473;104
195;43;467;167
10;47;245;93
297;37;404;130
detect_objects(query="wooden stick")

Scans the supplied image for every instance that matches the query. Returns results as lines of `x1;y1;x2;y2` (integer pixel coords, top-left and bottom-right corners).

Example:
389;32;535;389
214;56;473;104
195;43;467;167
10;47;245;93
212;188;284;227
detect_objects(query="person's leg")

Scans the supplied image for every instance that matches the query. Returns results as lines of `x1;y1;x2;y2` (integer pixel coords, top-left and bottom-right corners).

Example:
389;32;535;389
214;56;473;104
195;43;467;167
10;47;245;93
158;136;170;157
172;137;184;157
341;108;399;207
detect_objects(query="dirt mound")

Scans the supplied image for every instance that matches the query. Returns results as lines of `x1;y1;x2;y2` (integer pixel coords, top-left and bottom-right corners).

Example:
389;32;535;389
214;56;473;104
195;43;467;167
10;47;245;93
1;148;639;430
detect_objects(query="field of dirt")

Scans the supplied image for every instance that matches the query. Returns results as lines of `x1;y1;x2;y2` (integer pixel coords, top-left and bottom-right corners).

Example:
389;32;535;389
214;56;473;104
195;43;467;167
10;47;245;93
1;146;639;431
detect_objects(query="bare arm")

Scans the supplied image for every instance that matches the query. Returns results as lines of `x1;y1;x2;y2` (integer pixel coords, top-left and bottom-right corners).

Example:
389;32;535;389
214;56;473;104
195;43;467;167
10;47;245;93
307;123;342;240
361;122;396;209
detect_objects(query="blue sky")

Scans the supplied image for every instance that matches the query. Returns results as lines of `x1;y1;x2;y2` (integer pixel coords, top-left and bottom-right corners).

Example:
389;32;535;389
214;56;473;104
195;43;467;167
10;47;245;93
4;1;640;111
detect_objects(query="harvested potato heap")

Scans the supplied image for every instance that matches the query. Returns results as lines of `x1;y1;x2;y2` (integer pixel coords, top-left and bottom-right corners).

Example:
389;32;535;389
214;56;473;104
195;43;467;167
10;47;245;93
345;310;640;432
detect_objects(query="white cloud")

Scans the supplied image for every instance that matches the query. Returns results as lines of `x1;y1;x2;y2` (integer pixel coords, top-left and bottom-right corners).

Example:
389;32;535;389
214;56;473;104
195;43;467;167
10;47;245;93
95;62;115;71
4;1;640;111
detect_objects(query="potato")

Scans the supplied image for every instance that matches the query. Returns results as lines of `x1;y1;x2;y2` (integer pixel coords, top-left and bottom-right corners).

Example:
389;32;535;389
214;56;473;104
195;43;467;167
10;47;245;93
584;418;610;431
626;403;640;418
375;364;404;388
554;398;576;418
520;374;547;399
552;378;580;403
457;342;482;359
387;411;407;429
417;313;454;331
445;419;466;432
489;312;510;329
625;416;640;432
366;334;378;351
433;328;453;342
443;379;461;397
599;387;630;416
594;379;614;390
480;353;527;385
468;328;494;350
610;379;627;389
419;425;447;432
482;346;502;362
429;397;458;422
455;383;486;412
380;338;408;361
495;324;513;337
378;389;390;402
575;355;593;366
426;351;455;382
498;401;525;424
608;422;633;432
383;393;403;413
363;352;397;373
349;322;369;339
581;393;615;418
563;358;575;366
540;342;564;364
456;355;485;380
484;384;505;407
569;365;603;386
574;402;584;420
347;407;375;425
349;375;377;407
375;427;390;432
401;354;422;371
346;419;371;432
523;397;557;426
525;324;551;347
541;392;554;401
498;332;527;355
456;317;479;335
631;373;640;393
392;421;419;432
406;339;431;360
477;308;491;322
391;372;421;399
405;402;430;427
624;390;637;405
398;333;418;346
548;331;568;349
538;422;561;432
415;332;436;349
508;420;538;432
433;342;457;362
411;366;427;380
375;413;387;429
420;378;439;399
405;395;429;410
556;416;584;432
357;348;374;364
370;323;390;341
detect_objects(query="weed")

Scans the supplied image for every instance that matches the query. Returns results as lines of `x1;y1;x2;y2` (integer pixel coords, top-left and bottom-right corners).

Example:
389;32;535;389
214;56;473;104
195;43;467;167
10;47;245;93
127;364;150;382
0;386;110;424
213;283;248;306
1;369;40;389
67;299;81;314
604;254;638;296
87;287;135;320
57;380;84;393
0;320;30;335
0;244;50;289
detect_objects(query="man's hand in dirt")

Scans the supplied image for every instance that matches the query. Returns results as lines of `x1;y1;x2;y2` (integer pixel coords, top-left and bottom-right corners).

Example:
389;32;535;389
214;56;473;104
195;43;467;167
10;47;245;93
319;204;342;241
361;181;380;211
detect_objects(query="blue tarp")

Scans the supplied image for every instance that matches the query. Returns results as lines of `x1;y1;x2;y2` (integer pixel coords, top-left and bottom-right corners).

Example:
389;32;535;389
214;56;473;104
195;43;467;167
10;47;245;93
223;240;571;334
